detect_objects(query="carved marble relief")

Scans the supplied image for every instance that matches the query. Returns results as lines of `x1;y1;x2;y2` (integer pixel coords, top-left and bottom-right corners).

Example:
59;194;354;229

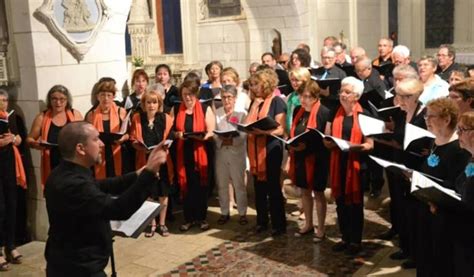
62;0;95;32
34;0;110;62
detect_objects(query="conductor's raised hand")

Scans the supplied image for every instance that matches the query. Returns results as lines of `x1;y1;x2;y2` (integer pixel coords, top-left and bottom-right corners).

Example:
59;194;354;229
145;146;168;173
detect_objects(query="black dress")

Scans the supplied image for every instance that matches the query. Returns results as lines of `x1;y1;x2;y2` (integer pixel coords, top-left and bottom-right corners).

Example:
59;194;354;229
253;97;287;232
47;122;62;171
140;112;172;198
335;115;364;245
176;104;209;223
292;105;330;192
163;85;179;114
452;168;474;276
417;140;470;277
0;113;20;251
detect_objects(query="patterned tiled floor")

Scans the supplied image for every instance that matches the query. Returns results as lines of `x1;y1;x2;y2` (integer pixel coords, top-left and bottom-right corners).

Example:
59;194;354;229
9;186;415;276
161;203;392;276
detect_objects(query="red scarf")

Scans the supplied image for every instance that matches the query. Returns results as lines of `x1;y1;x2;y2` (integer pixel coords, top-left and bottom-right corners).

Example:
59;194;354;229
130;112;174;183
289;101;320;189
0;111;26;189
329;103;363;205
175;101;208;197
91;103;122;179
41;109;75;188
246;95;274;181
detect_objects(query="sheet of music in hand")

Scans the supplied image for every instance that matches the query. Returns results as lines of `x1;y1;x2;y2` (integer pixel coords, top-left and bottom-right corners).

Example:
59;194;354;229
0;110;14;134
39;141;58;148
236;116;279;132
183;131;206;139
213;129;240;138
99;110;132;144
310;76;342;90
403;123;435;150
110;201;161;238
410;171;469;212
358;113;393;140
368;101;401;121
271;130;316;146
309;128;351;152
139;139;173;151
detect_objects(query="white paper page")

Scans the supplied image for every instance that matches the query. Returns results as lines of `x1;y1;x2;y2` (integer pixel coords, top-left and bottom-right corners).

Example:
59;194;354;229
403;123;436;150
119;110;132;134
110;201;160;237
384;90;394;99
369;155;411;172
411;171;461;200
358;114;386;136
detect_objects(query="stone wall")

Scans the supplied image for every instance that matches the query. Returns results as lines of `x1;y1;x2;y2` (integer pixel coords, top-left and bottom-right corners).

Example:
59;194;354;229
5;0;132;241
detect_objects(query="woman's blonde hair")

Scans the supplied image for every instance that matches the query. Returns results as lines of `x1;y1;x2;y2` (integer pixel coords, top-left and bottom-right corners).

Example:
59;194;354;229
459;111;474;129
140;90;163;112
254;68;278;97
395;78;424;96
426;98;459;130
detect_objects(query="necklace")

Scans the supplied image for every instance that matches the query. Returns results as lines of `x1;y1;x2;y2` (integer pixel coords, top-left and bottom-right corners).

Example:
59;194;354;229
148;120;154;129
427;144;440;168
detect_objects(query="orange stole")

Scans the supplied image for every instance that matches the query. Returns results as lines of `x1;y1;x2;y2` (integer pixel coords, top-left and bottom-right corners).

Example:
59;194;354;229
0;111;26;189
175;101;208;197
329;103;363;205
91;103;122;179
288;102;320;189
130;112;174;183
41;109;75;188
246;95;274;181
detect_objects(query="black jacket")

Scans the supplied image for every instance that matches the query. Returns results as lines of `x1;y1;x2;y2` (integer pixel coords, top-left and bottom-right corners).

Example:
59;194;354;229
44;160;157;275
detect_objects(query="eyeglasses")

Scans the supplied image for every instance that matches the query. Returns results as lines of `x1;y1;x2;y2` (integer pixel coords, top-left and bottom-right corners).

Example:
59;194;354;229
221;95;234;100
436;53;450;58
457;127;474;134
51;97;67;102
322;56;335;60
278;60;288;64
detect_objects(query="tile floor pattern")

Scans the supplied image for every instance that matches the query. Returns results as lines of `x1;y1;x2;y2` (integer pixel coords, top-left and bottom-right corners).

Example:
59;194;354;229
161;203;390;276
7;188;416;276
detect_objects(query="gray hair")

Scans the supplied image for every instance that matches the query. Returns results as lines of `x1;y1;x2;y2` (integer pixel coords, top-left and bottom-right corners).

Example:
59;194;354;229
392;45;410;58
356;57;372;69
419;55;438;68
380;38;394;47
0;89;9;99
221;84;238;97
148;83;165;98
341;76;364;98
393;64;418;79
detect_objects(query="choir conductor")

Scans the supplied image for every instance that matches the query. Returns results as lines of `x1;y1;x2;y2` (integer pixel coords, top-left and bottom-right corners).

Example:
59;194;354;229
44;121;168;277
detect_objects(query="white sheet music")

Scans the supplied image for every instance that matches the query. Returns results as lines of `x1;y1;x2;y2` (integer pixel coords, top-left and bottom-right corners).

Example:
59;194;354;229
118;110;132;134
110;201;160;237
312;129;351;152
369;155;411;172
403;123;436;150
358;114;387;136
411;171;461;200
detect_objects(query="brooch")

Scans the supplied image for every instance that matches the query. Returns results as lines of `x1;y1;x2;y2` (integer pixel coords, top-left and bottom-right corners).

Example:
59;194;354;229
427;153;440;168
465;162;474;177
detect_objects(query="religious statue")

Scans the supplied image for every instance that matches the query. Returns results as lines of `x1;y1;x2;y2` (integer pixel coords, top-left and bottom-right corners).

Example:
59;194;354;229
199;0;209;20
62;0;95;32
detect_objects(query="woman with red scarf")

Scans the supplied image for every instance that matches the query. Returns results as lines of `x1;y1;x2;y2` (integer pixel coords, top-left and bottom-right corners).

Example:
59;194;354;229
86;79;129;179
172;80;215;232
27;85;82;188
0;90;26;270
324;76;374;255
287;81;330;242
246;69;287;236
130;90;174;237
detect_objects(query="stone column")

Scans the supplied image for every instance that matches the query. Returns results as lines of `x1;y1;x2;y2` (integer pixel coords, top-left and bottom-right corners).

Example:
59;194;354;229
180;0;199;70
5;0;132;241
128;0;155;65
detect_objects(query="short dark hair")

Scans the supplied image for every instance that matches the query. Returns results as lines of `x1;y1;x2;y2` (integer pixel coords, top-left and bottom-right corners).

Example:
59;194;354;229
179;79;200;98
291;48;312;67
155;64;172;75
58;122;92;160
450;77;474;107
261;52;275;61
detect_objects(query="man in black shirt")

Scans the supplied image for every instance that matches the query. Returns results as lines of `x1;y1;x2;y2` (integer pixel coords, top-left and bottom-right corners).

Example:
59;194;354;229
44;122;168;277
436;44;461;82
355;57;387;110
311;47;347;114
